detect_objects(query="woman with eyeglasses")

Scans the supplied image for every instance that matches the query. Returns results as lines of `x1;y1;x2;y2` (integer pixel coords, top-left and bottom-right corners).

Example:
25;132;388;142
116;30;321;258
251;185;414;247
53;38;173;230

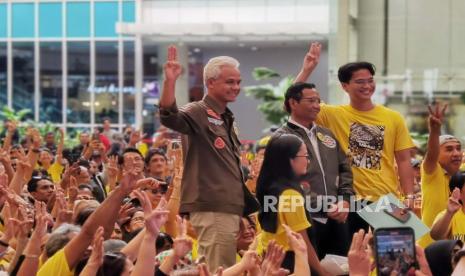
256;134;330;275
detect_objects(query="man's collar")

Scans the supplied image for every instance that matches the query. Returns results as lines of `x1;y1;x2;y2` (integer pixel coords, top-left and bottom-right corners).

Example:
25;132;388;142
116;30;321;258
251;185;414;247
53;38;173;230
203;94;227;115
288;118;316;133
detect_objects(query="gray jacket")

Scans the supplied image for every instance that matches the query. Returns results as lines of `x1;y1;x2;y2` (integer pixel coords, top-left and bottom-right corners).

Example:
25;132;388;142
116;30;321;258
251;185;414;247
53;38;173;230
275;122;354;216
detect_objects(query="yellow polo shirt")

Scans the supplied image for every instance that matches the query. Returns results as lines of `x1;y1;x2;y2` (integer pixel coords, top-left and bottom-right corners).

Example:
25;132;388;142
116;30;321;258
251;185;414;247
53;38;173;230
419;162;450;247
434;209;465;243
259;189;311;253
37;248;74;276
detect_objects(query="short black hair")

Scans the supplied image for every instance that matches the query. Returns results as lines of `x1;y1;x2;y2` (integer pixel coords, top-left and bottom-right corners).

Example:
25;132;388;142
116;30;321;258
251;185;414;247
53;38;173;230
337;61;376;83
120;148;144;165
145;149;167;166
450;172;465;191
27;173;52;193
284;82;317;113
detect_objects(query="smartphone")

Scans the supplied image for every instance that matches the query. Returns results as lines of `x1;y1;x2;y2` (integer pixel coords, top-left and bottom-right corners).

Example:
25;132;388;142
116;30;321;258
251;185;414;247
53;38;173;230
129;197;141;207
158;182;168;193
384;203;411;223
171;139;181;150
374;227;417;276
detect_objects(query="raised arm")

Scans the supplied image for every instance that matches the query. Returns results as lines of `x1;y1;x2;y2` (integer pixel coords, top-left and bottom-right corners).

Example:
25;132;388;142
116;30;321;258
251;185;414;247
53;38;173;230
294;42;322;83
2;121;17;151
423;103;447;174
63;171;141;269
431;187;461;240
131;191;169;276
283;224;311;276
55;128;65;165
17;201;50;276
160;45;182;109
164;149;183;237
0;148;15;186
9;152;32;195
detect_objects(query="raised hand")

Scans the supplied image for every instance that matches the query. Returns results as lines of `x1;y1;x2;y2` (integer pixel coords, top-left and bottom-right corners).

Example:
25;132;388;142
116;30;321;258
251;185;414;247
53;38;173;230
427;103;447;133
172;216;193;258
31;201;51;241
119;170;144;194
348;229;372;276
88;226;105;268
133;189;169;235
198;263;223;276
106;155;119;179
68;176;78;202
117;202;136;226
6;120;17;133
0;148;11;166
136;177;160;191
58;128;65;144
80;226;105;275
164;45;182;81
144;197;169;235
415;245;433;276
282;224;307;256
302;42;322;72
447;187;462;215
261;240;288;276
28;128;42;150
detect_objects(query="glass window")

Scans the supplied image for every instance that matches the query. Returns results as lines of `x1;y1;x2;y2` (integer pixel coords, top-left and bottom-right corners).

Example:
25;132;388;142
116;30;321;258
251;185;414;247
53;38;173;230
0;43;6;106
123;1;135;23
0;4;6;38
123;1;136;22
12;3;35;38
39;3;62;38
123;41;135;124
142;44;160;134
40;42;62;123
95;42;118;124
94;2;118;37
67;42;90;123
12;42;35;119
66;2;90;38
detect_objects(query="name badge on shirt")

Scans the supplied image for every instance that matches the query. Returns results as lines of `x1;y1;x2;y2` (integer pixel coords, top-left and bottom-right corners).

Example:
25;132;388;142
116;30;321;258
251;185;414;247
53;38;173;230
317;132;336;149
208;117;224;126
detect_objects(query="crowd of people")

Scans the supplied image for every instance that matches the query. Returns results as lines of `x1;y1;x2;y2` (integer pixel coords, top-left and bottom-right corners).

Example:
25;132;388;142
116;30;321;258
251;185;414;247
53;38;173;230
0;42;464;275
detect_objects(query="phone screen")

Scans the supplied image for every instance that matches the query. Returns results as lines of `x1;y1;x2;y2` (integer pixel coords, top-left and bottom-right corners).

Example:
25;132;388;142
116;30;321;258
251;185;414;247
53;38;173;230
384;203;411;223
375;228;417;276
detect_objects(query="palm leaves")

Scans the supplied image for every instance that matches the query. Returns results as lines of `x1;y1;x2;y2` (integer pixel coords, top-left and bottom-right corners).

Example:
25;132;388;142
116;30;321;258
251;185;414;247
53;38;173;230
244;67;292;125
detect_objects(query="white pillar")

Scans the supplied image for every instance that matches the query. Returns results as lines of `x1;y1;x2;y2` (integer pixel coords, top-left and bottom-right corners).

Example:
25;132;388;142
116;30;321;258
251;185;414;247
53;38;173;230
327;0;357;105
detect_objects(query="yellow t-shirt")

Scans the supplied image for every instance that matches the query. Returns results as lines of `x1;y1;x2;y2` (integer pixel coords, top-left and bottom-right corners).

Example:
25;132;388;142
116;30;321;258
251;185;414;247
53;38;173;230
37;248;74;276
433;209;465;243
48;162;64;184
259;189;311;253
418;162;450;248
316;104;414;201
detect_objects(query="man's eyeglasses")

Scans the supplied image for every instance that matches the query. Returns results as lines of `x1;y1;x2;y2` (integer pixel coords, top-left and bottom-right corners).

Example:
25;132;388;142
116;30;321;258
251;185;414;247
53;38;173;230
300;97;321;104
